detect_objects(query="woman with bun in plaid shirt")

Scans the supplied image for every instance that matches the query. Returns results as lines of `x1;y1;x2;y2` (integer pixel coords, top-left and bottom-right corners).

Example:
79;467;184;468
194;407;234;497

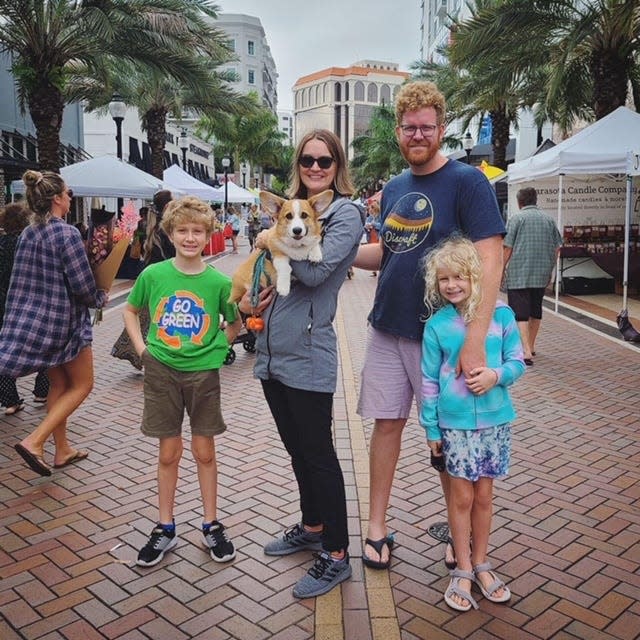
0;170;107;477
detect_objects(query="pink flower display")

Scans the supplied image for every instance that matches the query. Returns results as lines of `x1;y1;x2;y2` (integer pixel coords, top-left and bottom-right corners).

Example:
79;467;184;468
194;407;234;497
88;202;140;269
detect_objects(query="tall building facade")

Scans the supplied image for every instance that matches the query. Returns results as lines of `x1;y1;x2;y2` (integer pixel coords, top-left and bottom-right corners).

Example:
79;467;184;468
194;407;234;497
420;0;465;64
215;13;278;114
293;61;409;159
278;110;294;146
83;108;215;183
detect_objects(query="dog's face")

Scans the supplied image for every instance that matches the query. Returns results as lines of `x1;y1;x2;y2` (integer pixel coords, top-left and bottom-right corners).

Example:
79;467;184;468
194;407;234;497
259;190;333;247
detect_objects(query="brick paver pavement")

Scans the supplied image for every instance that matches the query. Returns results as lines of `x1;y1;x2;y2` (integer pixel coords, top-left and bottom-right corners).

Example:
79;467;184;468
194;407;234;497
1;239;639;640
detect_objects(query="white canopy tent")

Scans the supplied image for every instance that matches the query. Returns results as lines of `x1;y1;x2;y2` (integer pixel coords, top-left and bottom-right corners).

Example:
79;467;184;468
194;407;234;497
212;180;258;204
11;155;178;199
163;164;220;200
508;106;640;311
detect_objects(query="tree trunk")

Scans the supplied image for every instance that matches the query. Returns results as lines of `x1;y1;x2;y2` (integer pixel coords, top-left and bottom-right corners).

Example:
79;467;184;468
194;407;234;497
590;50;630;120
146;107;168;179
28;83;65;173
490;107;510;170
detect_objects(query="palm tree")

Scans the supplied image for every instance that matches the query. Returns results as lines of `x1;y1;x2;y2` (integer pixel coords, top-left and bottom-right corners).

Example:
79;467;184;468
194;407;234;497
268;144;295;196
196;93;286;181
449;0;639;123
413;52;520;170
0;0;229;171
91;63;252;179
350;104;406;190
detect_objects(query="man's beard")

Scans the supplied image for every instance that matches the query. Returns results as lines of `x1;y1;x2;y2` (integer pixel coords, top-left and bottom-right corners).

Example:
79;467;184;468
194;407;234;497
403;137;440;167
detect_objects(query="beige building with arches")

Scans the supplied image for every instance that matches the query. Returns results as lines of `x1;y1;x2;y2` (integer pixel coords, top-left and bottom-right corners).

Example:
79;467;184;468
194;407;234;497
293;60;409;158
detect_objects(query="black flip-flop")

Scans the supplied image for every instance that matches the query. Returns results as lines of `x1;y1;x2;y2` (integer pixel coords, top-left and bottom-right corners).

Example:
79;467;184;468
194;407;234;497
53;450;89;469
362;535;395;570
14;443;51;477
445;536;457;570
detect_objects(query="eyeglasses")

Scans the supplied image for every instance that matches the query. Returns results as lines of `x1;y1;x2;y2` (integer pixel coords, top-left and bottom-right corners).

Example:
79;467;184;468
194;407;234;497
399;124;439;137
299;155;334;169
65;189;73;198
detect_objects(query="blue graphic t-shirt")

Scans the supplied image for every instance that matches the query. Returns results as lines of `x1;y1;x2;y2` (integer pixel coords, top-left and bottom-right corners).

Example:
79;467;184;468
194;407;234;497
128;259;238;371
369;160;505;341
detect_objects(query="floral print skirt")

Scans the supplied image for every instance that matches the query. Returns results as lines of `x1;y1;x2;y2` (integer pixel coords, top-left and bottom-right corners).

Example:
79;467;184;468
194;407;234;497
441;423;511;481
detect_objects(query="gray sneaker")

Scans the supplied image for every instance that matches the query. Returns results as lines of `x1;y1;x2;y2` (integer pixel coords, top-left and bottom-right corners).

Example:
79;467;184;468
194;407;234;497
264;523;323;556
292;551;352;598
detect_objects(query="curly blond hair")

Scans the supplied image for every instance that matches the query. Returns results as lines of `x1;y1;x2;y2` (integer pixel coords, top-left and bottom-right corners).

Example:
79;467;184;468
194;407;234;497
423;236;482;324
395;81;446;126
160;196;215;236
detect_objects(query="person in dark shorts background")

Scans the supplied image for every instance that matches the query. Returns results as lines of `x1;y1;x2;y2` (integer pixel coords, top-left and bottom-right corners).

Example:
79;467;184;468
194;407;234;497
503;187;562;365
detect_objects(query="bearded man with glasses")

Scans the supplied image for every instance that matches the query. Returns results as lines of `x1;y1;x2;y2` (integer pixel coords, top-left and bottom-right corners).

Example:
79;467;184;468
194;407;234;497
353;81;506;574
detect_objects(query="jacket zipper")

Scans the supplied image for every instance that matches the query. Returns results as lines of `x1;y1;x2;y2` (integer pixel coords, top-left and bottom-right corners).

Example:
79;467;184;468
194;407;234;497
265;291;278;377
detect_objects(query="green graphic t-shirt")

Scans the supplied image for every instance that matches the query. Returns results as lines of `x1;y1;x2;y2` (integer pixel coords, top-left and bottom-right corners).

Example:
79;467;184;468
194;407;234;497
128;260;237;371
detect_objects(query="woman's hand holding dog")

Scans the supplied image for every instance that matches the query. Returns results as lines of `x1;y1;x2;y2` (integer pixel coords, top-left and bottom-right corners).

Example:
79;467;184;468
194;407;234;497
254;230;269;250
238;285;275;316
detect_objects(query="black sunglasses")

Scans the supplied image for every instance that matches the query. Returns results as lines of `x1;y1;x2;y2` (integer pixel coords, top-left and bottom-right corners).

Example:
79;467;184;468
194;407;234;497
299;155;334;170
65;189;73;198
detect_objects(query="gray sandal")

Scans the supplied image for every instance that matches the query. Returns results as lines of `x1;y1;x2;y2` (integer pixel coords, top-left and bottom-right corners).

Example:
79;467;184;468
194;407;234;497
473;562;511;603
444;569;479;612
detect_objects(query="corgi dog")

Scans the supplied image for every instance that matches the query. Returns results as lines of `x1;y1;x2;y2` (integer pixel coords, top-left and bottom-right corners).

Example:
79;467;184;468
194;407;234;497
228;189;333;302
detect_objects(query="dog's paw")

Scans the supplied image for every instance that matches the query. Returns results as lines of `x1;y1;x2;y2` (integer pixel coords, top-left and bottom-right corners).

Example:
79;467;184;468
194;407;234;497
276;282;290;296
308;246;322;263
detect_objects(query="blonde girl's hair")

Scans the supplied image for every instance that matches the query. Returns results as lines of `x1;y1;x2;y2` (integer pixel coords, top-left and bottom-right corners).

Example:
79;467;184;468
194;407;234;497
423;236;482;324
287;128;355;199
22;169;66;223
160;195;216;236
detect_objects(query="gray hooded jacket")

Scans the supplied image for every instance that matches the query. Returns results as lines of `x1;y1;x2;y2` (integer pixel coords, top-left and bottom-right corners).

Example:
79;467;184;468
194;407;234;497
253;197;364;393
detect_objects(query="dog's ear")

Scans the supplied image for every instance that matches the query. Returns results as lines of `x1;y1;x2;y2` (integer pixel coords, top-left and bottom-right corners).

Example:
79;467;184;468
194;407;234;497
260;191;285;217
308;189;334;215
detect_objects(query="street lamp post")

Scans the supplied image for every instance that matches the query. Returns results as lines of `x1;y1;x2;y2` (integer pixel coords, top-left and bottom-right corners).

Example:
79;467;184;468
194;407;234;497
179;129;190;172
222;156;231;215
108;93;126;213
463;132;474;164
240;161;247;189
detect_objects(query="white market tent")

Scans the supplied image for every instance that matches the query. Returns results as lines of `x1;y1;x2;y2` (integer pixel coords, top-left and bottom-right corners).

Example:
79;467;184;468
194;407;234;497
11;155;177;199
212;180;258;203
508;106;640;311
163;164;220;200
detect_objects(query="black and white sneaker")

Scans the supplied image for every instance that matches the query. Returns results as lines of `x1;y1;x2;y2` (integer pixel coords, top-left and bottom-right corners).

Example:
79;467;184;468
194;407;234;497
202;520;236;562
136;523;177;567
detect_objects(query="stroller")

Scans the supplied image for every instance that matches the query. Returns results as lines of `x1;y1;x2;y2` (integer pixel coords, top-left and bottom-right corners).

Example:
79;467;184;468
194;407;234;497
223;313;257;365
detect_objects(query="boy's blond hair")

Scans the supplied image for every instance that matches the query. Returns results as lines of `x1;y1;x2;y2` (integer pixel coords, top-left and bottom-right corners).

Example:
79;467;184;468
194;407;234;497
395;81;446;126
423;236;483;324
160;196;216;236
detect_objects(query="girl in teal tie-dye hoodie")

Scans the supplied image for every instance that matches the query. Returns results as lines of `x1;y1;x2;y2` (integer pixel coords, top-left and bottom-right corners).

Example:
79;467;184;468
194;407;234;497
420;236;525;613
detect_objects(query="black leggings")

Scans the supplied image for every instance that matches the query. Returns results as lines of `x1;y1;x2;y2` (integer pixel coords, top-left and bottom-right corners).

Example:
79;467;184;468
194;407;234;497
261;379;349;552
0;371;49;407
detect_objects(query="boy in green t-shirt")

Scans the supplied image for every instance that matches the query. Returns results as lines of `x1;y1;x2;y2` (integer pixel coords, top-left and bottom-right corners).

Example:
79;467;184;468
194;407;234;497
124;195;242;567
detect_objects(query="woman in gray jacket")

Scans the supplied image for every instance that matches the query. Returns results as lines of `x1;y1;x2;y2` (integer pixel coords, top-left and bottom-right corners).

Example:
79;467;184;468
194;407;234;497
239;130;363;599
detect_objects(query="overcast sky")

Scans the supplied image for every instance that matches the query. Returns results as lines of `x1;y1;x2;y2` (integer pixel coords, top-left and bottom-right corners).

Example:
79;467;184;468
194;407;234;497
217;0;422;111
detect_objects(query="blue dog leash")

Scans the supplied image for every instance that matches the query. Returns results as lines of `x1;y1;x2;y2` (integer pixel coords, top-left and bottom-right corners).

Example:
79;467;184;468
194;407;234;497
250;250;272;309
